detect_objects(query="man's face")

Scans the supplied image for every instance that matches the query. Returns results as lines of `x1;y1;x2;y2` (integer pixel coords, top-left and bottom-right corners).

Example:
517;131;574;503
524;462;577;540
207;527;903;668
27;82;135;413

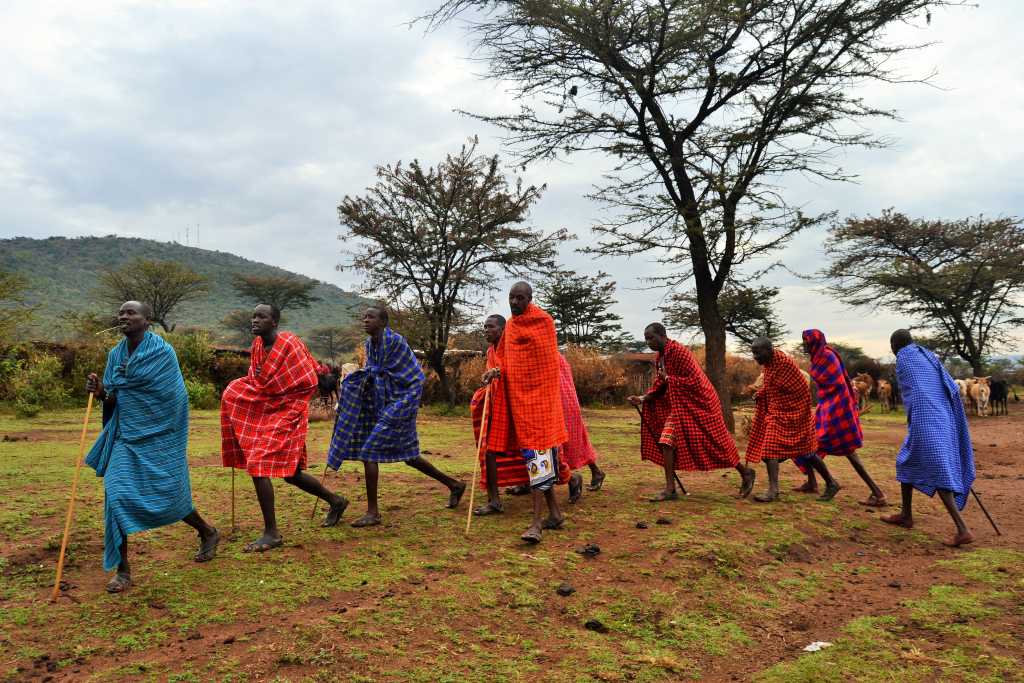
251;305;276;336
483;318;504;345
362;307;385;336
644;328;665;352
801;340;812;355
752;343;773;366
509;286;531;316
118;302;149;336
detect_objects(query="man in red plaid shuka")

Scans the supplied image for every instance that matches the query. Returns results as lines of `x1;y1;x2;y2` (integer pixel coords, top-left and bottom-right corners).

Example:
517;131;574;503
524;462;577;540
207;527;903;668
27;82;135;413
221;304;349;552
628;323;756;501
800;329;887;506
747;338;839;503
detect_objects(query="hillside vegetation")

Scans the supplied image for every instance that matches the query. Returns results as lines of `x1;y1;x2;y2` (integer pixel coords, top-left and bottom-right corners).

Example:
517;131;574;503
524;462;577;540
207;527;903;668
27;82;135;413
0;236;369;340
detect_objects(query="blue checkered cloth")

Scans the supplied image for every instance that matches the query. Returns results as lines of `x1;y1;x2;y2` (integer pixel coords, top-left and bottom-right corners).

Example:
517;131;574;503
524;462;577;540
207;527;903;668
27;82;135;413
894;343;975;509
327;328;424;467
86;332;194;571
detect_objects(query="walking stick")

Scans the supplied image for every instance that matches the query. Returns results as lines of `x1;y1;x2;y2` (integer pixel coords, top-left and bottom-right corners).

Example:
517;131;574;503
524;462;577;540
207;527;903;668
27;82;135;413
633;404;688;496
465;384;492;535
970;487;1002;536
230;465;236;536
310;465;332;521
51;393;94;601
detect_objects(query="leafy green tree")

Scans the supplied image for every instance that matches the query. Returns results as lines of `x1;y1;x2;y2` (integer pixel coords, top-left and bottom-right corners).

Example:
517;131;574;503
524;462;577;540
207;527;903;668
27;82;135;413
231;274;321;312
96;259;208;332
661;284;787;347
821;211;1024;376
0;270;33;341
426;0;955;429
535;269;625;349
339;138;567;404
220;309;254;347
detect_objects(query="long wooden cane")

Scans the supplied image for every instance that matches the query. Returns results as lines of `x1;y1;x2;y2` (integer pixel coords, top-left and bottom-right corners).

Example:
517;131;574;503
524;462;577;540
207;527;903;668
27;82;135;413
970;487;1002;536
51;393;95;601
465;384;492;535
230;465;236;535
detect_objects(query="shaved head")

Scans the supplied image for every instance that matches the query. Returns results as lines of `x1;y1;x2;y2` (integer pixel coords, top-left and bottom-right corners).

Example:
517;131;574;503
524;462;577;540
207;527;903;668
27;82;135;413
890;329;913;355
509;281;533;316
123;300;152;320
510;281;532;297
751;337;774;366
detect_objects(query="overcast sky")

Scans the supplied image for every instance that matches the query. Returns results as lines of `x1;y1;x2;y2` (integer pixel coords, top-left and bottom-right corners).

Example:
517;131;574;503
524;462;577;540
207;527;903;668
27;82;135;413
2;1;1022;356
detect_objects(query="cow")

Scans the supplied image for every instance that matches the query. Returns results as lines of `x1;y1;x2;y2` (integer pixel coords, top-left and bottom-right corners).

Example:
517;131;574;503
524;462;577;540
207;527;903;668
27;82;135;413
877;379;894;412
852;372;874;412
954;379;971;411
967;377;991;417
989;379;1009;416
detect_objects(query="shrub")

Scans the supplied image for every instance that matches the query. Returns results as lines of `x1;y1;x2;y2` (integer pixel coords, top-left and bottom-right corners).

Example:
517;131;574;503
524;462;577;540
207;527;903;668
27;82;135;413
11;353;69;417
64;341;113;401
210;352;250;394
184;378;219;410
163;329;214;383
563;345;626;405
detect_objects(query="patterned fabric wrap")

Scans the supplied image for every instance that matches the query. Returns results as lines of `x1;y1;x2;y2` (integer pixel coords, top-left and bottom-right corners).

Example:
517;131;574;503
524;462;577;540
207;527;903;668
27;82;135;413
745;349;817;463
894;343;975;509
492;303;567;450
471;347;570;487
221;332;319;478
640;340;740;471
557;354;598;470
327;328;424;467
86;332;194;571
803;329;863;457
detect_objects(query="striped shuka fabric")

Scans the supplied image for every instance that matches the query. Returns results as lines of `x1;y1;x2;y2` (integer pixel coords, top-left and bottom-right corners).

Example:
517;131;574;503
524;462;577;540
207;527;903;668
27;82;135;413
327;328;423;467
803;329;863;457
86;332;194;571
895;343;976;509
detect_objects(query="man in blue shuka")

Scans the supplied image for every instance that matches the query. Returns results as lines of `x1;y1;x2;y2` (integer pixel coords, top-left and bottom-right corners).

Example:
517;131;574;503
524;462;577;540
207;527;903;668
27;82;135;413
85;300;219;594
881;329;975;547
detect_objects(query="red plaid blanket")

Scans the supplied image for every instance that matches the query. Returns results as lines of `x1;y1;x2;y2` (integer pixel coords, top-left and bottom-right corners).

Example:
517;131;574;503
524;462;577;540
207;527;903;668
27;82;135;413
640;340;739;470
220;332;319;477
745;349;816;463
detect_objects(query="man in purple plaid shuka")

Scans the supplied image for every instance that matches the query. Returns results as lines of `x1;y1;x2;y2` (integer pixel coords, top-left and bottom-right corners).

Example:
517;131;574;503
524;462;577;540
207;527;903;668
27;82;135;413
327;306;466;528
882;329;975;547
796;329;888;507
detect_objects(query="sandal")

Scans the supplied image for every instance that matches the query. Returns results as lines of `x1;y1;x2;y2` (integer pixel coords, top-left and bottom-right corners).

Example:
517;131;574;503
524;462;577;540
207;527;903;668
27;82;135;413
542;516;565;530
504;485;530;496
858;494;889;507
473;501;504;516
106;572;132;594
817;482;841;502
738;470;756;499
648;490;680;502
447;482;467;509
194;528;220;562
322;497;349;527
243;536;283;552
753;491;780;503
568;473;583;504
520;528;542;544
587;470;606;492
350;513;382;528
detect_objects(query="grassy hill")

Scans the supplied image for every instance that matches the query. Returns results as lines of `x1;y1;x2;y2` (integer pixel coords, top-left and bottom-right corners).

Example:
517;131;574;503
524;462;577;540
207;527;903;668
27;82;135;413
0;235;370;341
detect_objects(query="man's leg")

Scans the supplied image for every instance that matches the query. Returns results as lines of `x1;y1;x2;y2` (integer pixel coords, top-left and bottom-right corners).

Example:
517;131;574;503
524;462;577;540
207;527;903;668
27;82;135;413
352;462;381;527
881;482;915;528
106;534;132;593
245;477;283;551
181;509;220;562
521;488;546;543
474;451;504;515
542;487;564;529
794;469;819;493
754;459;781;502
587;461;606;491
804;456;841;501
847;453;887;505
650;444;678;501
937;489;974;547
284;468;349;527
736;462;756;498
404;456;466;508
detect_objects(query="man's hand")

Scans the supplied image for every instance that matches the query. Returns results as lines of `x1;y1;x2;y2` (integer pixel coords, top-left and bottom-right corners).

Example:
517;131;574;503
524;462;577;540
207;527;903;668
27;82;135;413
627;395;644;407
657;367;667;382
86;373;105;399
481;367;501;385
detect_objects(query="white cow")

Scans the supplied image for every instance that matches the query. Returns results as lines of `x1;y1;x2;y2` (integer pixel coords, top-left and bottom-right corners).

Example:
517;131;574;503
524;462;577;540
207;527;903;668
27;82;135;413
968;377;991;417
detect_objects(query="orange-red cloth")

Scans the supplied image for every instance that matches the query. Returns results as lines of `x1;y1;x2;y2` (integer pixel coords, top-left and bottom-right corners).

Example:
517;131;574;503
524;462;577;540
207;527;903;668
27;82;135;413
491;303;567;451
558;354;598;470
471;344;570;487
745;349;816;463
640;339;739;470
220;332;319;477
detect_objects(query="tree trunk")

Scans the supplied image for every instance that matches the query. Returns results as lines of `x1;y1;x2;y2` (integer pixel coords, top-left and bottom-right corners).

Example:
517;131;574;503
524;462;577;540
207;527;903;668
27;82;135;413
697;291;734;432
429;348;454;406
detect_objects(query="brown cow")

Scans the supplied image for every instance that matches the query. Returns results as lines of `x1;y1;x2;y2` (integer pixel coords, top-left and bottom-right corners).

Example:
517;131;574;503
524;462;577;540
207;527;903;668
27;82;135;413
852;372;874;412
877;379;894;412
967;377;991;416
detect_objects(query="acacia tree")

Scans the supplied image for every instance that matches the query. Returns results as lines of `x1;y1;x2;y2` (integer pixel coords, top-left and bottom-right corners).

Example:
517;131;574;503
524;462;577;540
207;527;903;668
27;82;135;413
427;0;955;427
661;283;787;347
821;210;1024;376
535;269;625;347
231;274;321;312
307;325;361;360
338;139;567;403
0;270;33;341
96;259;207;332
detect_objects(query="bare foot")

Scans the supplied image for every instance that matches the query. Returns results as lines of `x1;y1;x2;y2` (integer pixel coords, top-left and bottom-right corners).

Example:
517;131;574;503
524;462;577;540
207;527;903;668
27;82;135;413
943;531;975;547
880;513;913;529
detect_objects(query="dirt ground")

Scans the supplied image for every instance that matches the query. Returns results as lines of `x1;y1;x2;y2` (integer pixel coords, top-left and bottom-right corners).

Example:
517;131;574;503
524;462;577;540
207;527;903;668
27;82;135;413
0;405;1022;682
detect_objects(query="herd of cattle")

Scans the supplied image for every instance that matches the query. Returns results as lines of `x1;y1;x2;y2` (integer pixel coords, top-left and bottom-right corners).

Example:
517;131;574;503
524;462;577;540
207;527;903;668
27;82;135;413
850;372;1014;417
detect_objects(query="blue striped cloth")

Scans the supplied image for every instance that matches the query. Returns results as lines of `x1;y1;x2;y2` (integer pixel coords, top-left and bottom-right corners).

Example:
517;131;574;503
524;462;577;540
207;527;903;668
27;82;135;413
86;332;194;571
327;328;423;467
894;343;975;509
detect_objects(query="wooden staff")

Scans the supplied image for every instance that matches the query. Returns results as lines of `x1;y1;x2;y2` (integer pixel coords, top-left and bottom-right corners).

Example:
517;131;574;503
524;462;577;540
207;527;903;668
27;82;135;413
465;384;492;535
310;464;332;521
51;393;94;601
970;487;1002;536
230;465;236;534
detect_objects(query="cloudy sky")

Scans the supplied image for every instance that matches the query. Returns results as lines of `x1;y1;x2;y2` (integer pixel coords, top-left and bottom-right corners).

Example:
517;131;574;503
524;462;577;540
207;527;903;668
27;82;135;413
2;1;1022;356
